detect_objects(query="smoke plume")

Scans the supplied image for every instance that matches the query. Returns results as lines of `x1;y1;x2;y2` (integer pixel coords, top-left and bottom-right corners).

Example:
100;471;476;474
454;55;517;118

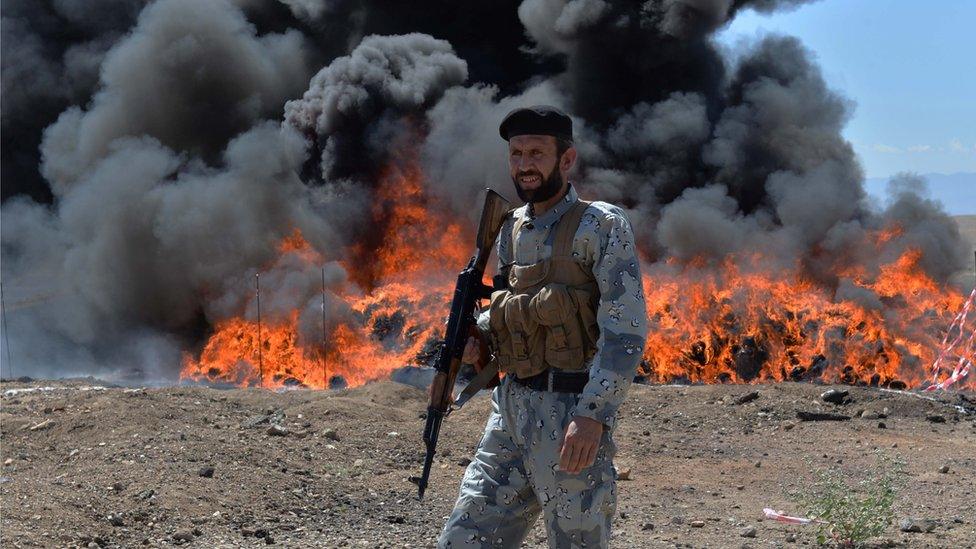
0;0;968;384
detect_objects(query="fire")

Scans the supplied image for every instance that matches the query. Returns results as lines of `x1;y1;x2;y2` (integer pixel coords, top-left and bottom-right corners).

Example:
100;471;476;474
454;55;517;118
277;228;321;261
180;161;468;388
639;244;971;389
181;165;973;391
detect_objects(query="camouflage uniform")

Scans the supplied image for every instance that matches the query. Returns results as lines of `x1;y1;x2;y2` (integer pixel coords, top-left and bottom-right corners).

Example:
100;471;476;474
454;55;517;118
439;185;648;548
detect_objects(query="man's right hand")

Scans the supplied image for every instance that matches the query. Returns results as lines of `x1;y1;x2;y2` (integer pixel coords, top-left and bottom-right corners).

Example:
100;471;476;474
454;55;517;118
461;336;483;371
428;333;488;403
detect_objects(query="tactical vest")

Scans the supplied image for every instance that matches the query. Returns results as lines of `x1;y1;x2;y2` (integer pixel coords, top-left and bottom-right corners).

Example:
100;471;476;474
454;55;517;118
488;199;600;379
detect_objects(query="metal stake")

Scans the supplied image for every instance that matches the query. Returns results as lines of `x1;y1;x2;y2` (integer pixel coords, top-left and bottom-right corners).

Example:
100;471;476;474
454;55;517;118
1;282;12;379
256;273;263;383
321;267;328;389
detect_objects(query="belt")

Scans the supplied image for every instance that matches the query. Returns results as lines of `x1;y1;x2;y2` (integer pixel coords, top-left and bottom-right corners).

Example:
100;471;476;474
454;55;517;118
511;369;589;393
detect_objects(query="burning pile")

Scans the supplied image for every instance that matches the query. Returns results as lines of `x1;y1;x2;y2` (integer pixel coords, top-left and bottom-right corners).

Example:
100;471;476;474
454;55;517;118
1;1;972;390
180;189;972;390
640;246;969;388
180;161;469;388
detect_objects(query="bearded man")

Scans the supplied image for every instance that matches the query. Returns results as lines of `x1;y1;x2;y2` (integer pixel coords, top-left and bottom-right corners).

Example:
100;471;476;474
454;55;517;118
438;106;648;548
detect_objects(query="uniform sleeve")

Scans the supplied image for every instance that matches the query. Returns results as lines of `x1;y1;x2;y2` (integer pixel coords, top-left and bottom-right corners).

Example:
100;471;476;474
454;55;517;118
572;208;648;429
476;213;516;350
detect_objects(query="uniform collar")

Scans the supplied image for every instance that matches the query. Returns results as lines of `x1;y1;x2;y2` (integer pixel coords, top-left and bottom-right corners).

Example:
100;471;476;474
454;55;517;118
526;184;578;228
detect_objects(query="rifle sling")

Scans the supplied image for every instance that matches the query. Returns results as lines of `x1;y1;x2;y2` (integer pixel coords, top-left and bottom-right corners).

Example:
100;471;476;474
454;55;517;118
451;361;500;411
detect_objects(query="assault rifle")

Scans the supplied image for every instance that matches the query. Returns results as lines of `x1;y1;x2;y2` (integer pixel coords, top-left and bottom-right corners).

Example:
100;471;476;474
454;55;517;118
414;188;511;499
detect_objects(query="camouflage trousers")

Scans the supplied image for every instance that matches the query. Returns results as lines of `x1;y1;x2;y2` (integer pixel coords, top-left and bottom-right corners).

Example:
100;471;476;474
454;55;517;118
438;377;617;548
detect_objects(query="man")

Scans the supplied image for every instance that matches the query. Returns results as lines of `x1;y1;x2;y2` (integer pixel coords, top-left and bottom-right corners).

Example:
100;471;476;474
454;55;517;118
438;106;648;548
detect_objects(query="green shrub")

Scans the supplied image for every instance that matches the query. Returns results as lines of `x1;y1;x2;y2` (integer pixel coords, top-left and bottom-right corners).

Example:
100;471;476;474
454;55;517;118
791;453;904;548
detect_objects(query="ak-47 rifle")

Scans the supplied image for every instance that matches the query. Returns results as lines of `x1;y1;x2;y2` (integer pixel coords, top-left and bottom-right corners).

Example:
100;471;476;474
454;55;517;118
414;188;511;499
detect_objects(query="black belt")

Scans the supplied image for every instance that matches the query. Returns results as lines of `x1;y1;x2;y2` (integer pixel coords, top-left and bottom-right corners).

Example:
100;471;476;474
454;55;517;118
511;369;589;393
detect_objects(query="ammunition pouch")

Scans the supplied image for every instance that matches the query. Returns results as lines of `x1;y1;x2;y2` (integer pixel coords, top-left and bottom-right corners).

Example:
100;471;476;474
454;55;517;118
489;283;598;379
487;198;599;379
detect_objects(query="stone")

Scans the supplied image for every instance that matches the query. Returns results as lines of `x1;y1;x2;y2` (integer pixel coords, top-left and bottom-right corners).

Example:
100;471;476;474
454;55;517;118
241;415;272;429
322;428;340;441
107;515;124;527
616;467;631;481
899;517;936;533
925;414;946;423
172;531;194;543
796;411;851;422
456;457;472;467
785;532;796;542
690;520;705;528
199;465;215;478
820;389;849;404
641;522;655;531
938;464;949;474
266;425;288;437
734;391;760;405
29;419;55;431
860;410;880;419
739;526;757;538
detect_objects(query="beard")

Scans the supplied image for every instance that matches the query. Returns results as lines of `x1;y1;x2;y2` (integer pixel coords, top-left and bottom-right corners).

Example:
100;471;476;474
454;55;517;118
511;164;564;204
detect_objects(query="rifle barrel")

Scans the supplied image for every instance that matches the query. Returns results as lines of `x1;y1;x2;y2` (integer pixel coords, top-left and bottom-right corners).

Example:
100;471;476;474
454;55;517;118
418;408;443;498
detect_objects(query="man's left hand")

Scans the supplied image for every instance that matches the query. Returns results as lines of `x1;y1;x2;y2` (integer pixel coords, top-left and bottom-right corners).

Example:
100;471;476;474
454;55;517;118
558;415;604;474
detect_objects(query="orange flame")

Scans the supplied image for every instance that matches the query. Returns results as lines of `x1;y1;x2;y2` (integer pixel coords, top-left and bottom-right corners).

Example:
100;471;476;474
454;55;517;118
180;161;468;388
181;164;972;391
640;246;970;389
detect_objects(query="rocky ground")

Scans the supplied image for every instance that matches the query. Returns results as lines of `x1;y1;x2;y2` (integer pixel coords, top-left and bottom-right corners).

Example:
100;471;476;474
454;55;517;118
1;377;974;548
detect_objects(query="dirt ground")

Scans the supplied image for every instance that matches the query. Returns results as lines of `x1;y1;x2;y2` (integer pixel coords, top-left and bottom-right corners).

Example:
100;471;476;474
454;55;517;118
1;377;974;549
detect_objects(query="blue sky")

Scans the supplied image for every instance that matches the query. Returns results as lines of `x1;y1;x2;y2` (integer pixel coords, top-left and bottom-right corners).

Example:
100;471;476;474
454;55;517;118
718;0;976;180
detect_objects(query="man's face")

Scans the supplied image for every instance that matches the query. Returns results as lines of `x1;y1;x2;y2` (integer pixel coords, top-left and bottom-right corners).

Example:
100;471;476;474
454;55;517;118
508;134;562;203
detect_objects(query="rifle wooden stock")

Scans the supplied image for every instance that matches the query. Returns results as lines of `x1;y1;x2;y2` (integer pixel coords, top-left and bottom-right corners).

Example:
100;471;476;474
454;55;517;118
415;188;511;499
476;189;513;269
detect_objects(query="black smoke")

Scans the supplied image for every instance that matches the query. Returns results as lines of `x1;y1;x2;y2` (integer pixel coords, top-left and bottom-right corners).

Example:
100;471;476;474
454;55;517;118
0;0;968;381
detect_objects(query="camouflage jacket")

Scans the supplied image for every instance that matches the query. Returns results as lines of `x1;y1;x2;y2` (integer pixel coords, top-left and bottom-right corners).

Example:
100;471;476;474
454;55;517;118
478;184;648;429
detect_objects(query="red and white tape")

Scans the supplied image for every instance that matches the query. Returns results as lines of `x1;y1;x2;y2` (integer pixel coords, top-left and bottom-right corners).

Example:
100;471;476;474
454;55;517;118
925;286;976;391
763;508;826;525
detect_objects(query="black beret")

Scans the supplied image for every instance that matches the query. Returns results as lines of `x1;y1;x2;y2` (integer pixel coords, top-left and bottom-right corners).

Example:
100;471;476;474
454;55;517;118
499;105;573;142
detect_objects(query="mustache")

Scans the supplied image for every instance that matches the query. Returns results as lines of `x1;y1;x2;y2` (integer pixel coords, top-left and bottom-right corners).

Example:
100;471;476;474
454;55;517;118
517;170;543;179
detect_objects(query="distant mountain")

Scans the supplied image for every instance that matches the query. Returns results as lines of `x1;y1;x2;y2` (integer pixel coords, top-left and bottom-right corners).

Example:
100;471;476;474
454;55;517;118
864;172;976;216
